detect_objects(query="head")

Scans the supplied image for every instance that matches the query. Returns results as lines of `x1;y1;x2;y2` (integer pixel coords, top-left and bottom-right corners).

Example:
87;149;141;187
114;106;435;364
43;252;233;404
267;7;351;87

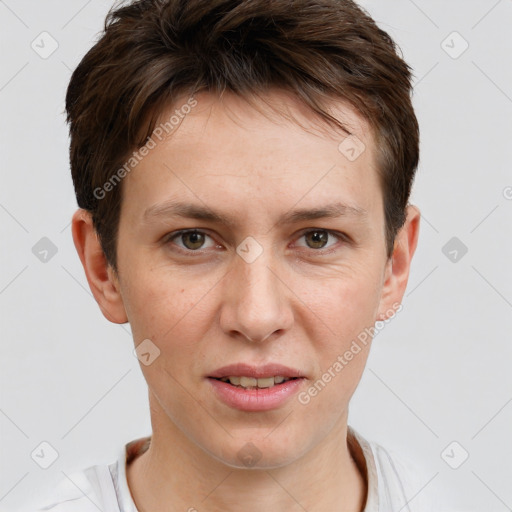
69;0;420;468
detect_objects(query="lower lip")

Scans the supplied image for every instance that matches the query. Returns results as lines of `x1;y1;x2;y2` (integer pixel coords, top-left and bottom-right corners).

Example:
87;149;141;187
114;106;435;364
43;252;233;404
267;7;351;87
207;378;305;412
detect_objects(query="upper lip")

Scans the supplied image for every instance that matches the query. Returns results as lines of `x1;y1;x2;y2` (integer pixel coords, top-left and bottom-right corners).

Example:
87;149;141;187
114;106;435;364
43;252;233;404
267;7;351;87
208;363;305;379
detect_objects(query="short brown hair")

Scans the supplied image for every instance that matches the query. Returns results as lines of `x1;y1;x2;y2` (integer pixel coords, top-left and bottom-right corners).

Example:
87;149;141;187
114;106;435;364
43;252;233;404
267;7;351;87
66;0;419;270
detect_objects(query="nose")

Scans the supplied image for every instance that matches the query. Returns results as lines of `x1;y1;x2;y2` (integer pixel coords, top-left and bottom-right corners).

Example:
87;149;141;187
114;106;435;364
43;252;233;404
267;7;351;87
219;247;294;343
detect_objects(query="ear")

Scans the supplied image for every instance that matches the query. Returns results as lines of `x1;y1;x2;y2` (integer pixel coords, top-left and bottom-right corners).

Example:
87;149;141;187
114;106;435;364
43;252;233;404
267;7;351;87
376;205;420;321
71;209;128;324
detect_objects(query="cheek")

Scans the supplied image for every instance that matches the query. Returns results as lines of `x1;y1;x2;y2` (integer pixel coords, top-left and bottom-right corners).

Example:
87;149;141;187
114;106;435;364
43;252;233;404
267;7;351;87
120;260;217;342
125;271;213;404
296;279;376;420
297;270;381;393
304;269;382;342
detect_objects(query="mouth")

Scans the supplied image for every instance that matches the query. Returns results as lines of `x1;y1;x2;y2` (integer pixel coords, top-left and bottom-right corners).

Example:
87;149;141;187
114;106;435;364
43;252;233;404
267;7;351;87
207;364;305;411
209;375;300;389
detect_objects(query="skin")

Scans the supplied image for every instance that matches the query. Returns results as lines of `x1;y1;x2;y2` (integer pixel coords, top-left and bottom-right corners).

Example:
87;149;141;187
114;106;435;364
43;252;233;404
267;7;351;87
72;90;420;512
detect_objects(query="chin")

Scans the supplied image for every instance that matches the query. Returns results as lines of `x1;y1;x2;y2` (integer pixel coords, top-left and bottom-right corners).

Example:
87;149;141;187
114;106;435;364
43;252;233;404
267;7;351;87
202;433;307;470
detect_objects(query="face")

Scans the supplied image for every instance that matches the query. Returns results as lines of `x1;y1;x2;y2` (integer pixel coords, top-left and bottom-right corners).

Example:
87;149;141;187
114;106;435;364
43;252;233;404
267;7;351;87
76;90;417;469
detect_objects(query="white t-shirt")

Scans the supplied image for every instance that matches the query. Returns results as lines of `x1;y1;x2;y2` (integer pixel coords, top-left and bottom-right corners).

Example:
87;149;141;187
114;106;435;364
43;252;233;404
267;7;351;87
24;426;436;511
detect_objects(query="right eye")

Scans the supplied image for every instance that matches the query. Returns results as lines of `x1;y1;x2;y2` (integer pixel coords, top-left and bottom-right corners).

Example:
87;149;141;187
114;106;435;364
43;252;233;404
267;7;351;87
165;229;219;253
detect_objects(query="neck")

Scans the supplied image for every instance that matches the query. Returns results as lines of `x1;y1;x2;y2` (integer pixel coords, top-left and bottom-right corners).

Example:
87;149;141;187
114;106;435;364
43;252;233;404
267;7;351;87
127;397;367;512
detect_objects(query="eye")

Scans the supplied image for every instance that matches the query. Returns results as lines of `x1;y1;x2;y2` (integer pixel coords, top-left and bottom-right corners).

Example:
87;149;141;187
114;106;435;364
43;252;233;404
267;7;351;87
166;229;217;252
295;229;343;251
164;228;346;256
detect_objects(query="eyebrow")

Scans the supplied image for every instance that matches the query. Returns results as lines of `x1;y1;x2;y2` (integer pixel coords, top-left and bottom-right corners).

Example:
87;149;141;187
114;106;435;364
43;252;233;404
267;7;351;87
143;200;367;227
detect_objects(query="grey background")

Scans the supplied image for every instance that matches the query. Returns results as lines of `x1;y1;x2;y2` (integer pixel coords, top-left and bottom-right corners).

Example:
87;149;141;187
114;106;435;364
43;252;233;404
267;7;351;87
1;0;511;510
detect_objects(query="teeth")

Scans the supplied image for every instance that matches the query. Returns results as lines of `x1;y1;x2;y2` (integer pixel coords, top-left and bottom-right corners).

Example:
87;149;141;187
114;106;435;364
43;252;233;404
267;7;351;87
239;376;257;388
218;376;292;388
256;377;275;388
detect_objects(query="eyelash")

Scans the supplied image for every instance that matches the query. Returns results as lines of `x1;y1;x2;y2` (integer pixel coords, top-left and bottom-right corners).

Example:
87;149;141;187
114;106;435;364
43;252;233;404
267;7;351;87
163;228;348;256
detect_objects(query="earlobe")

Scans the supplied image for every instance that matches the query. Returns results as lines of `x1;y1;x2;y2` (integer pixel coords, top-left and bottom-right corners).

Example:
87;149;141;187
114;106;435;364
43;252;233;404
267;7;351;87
71;209;128;324
376;205;421;321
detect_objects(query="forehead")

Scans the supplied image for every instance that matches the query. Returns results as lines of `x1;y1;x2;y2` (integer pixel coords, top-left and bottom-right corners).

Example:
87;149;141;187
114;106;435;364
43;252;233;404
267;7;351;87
121;90;382;221
157;89;376;160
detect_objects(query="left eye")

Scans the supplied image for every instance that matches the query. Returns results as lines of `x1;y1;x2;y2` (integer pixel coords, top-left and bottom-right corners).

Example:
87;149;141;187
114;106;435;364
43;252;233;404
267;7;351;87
296;229;340;250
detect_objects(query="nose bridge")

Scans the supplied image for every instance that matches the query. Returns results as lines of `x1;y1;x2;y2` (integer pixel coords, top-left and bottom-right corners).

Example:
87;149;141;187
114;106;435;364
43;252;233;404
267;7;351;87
221;242;292;342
